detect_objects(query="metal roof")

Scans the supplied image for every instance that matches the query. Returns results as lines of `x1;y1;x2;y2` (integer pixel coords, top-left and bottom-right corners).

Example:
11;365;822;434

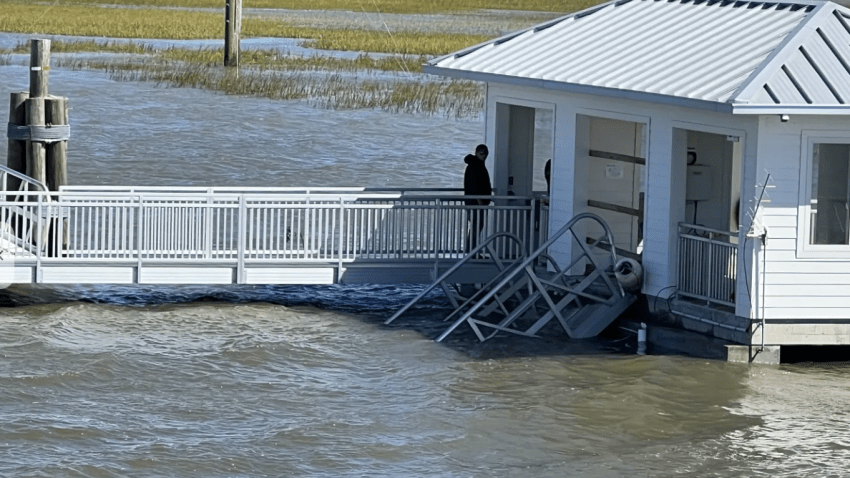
424;0;850;114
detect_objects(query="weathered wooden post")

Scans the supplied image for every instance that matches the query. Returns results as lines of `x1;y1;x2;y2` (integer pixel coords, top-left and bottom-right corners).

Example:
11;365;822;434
30;39;49;98
224;0;242;67
6;92;27;193
46;96;68;192
5;39;70;255
26;95;46;184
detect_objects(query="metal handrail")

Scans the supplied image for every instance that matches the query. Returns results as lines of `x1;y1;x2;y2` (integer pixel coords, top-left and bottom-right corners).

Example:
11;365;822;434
384;231;527;325
0;164;49;192
0;190;544;268
60;185;465;196
677;222;738;307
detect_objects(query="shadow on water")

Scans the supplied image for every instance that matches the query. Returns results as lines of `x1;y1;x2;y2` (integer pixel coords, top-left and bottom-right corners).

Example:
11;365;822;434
0;283;635;360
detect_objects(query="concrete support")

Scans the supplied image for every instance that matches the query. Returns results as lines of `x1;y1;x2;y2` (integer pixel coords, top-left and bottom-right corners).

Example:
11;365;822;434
726;345;781;364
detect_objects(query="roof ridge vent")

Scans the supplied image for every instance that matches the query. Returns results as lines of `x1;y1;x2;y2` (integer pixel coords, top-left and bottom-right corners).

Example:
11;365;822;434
781;64;813;104
575;3;610;19
493;32;524;46
533;17;568;33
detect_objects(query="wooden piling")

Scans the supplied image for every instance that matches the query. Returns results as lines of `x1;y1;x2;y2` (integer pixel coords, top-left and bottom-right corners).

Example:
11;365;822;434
6;92;27;194
30;39;50;98
46;96;69;255
3;39;71;255
224;0;242;67
26;96;46;185
46;96;68;192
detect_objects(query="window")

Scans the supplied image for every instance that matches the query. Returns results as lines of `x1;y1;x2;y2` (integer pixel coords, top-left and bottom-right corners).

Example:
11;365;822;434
799;133;850;257
810;143;850;245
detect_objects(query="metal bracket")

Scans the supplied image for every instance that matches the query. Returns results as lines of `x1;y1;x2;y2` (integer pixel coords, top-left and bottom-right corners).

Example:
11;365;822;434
7;123;71;142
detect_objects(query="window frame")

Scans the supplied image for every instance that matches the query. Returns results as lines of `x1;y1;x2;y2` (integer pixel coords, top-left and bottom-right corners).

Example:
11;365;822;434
797;131;850;258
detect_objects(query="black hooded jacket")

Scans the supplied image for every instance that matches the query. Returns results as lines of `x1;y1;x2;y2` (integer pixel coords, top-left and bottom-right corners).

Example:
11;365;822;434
463;154;491;206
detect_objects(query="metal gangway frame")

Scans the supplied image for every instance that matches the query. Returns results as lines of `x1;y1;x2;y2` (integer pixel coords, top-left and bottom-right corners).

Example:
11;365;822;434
0;164;52;258
388;212;636;342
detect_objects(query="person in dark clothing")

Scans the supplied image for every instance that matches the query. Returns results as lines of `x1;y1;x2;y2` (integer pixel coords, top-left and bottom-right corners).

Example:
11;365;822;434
464;144;491;252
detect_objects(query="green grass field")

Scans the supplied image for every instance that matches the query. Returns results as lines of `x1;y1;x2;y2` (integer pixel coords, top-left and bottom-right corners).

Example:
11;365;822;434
17;0;599;14
0;3;494;54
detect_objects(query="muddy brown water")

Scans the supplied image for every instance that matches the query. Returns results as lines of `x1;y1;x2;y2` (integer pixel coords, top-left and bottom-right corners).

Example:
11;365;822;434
1;56;849;477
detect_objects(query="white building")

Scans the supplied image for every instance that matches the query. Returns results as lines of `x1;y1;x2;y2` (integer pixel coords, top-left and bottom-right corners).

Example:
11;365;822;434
425;0;850;359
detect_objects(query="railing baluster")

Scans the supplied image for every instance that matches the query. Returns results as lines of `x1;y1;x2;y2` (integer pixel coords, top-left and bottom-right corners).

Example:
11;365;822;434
677;223;738;308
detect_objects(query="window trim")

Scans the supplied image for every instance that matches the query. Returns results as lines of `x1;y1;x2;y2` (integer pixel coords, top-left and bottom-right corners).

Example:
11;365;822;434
797;131;850;258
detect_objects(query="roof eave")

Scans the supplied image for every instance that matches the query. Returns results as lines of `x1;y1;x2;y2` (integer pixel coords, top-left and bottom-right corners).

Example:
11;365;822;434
732;104;850;114
424;66;734;114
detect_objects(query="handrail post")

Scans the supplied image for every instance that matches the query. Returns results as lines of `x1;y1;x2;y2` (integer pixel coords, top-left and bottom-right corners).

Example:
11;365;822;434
433;198;443;278
136;195;143;279
205;193;214;259
237;194;247;284
35;193;43;282
337;196;347;282
530;197;538;257
706;231;715;306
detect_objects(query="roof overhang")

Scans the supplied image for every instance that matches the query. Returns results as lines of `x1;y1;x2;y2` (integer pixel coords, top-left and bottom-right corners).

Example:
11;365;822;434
732;104;850;114
424;65;735;114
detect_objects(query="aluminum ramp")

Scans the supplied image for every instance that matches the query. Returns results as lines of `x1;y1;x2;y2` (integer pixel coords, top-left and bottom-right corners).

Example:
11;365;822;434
387;212;636;342
385;231;531;323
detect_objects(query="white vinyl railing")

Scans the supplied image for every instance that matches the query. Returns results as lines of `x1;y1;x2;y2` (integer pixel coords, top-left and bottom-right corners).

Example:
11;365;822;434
0;188;549;269
677;223;738;308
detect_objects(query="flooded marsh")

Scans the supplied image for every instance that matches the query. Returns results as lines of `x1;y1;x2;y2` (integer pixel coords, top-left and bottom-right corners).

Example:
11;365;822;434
2;4;850;477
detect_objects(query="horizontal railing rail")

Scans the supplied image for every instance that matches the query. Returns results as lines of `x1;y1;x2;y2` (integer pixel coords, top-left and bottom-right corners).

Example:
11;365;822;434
677;223;738;308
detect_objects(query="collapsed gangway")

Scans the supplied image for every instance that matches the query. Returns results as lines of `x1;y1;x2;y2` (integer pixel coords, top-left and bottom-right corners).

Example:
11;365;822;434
386;213;638;342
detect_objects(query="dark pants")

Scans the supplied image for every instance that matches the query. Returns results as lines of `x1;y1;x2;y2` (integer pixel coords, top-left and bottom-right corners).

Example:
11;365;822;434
467;208;485;253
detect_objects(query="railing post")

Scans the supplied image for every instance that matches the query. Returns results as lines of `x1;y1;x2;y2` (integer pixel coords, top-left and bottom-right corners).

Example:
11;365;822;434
338;197;345;281
530;198;538;257
136;195;143;280
205;193;214;259
706;231;715;305
35;193;43;282
433;198;443;278
237;194;246;284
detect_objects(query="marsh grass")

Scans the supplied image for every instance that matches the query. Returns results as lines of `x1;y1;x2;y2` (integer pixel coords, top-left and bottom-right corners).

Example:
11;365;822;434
40;0;599;14
12;40;156;55
26;41;429;73
245;25;490;56
161;48;429;73
0;4;221;39
1;3;490;55
59;58;483;117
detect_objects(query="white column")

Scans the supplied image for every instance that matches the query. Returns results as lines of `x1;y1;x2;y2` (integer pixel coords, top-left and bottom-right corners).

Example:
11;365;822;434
642;119;686;296
548;104;579;268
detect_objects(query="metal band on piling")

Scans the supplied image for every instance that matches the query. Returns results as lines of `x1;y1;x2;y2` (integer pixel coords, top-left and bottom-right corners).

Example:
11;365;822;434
7;123;71;142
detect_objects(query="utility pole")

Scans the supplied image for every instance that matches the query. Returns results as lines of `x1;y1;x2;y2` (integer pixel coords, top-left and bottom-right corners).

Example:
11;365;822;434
224;0;242;67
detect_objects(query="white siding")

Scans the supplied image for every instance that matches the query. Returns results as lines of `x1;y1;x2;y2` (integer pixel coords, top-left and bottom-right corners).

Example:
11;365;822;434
755;114;850;326
485;83;759;299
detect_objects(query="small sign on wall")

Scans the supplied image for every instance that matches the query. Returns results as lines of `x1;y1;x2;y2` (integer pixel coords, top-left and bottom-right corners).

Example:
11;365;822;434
605;163;624;179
